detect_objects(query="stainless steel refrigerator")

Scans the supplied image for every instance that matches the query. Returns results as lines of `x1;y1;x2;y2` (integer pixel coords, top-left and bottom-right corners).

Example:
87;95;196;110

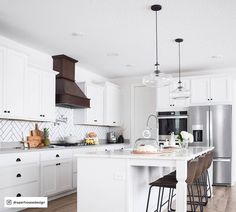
188;105;232;186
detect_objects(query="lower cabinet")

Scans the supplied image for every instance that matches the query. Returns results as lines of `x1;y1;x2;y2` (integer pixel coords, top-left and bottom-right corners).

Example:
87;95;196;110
40;151;73;197
0;152;40;211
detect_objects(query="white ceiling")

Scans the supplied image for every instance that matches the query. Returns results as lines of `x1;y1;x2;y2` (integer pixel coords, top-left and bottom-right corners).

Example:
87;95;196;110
0;0;236;78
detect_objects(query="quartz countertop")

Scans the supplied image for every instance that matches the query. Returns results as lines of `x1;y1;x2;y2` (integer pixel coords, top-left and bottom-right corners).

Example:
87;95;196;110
0;143;130;155
75;147;214;161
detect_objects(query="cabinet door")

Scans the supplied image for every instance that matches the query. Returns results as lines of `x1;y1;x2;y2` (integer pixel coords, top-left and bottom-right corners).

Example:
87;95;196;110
0;47;5;117
25;67;42;119
86;84;103;125
41;72;56;121
56;160;72;193
156;85;172;110
40;163;57;196
104;84;121;126
190;78;210;105
3;49;27;118
210;77;231;103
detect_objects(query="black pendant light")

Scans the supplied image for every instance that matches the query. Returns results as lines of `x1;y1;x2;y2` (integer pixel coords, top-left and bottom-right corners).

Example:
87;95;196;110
172;38;190;99
142;5;172;88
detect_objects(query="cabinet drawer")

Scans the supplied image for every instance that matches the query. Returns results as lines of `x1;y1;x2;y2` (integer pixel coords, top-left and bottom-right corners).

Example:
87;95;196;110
0;152;39;167
0;182;39;210
0;164;39;189
40;149;73;161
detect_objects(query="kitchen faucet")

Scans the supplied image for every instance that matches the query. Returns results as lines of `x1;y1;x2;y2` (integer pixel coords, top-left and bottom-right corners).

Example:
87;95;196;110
146;114;159;146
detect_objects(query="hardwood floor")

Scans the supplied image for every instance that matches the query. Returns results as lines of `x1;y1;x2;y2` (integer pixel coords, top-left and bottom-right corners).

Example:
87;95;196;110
23;186;236;212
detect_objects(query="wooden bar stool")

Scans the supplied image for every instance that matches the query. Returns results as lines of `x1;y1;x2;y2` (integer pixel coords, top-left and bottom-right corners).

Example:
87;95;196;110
145;159;198;212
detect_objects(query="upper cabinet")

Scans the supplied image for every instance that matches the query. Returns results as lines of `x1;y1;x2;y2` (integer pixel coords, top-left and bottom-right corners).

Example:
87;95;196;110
156;79;190;111
103;82;121;126
190;76;232;105
74;81;121;127
74;82;104;125
25;67;56;121
0;46;56;121
0;47;27;119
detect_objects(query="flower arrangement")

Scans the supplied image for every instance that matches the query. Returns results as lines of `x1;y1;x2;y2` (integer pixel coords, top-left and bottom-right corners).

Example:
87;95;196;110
177;131;194;143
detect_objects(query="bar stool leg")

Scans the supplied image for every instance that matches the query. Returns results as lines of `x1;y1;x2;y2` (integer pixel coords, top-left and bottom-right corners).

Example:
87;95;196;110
157;187;164;212
146;186;153;212
207;170;212;198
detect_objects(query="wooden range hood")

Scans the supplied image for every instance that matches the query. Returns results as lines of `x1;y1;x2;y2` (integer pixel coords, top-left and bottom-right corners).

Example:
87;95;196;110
52;54;90;108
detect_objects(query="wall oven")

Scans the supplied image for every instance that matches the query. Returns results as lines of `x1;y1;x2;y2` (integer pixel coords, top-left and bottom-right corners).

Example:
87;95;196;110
158;111;188;141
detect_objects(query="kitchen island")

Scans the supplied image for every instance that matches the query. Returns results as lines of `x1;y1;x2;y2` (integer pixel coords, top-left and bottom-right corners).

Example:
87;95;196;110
75;146;214;212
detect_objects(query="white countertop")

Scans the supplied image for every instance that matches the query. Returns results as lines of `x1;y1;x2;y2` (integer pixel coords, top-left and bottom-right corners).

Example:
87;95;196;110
0;143;130;154
75;147;214;161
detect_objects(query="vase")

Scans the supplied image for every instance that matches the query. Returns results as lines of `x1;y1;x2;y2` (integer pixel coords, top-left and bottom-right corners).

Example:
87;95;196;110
180;140;188;149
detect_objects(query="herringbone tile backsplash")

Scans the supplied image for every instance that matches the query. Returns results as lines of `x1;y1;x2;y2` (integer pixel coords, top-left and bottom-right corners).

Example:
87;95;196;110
0;107;116;142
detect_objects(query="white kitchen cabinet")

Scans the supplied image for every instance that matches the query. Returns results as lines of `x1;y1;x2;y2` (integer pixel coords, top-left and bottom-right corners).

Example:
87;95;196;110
25;67;56;121
0;47;5;118
0;152;40;211
103;82;121;126
0;48;27;119
40;150;73;197
74;82;104;125
190;76;232;105
156;79;190;111
210;77;232;103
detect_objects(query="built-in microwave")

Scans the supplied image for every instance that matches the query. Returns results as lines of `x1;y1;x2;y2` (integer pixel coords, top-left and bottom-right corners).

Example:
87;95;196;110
158;111;188;141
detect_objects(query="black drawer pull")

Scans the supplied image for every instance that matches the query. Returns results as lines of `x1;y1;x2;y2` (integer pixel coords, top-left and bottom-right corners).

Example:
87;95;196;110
16;193;21;197
56;154;60;158
16;158;21;162
16;173;21;178
56;163;61;166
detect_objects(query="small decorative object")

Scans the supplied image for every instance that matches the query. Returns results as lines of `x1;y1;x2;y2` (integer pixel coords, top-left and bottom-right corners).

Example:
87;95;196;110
142;127;152;138
85;132;99;145
169;132;175;146
133;138;159;154
177;131;193;149
43;128;50;146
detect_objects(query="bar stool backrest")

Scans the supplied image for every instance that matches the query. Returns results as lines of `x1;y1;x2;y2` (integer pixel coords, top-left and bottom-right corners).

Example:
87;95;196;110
194;155;206;180
206;151;213;169
186;159;198;184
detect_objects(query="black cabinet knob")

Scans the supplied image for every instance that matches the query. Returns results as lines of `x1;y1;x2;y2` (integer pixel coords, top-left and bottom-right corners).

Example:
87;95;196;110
56;163;61;166
56;154;60;158
16;193;21;197
113;121;116;124
4;110;7;113
211;98;213;100
8;111;10;113
16;173;21;178
94;120;97;122
16;158;21;162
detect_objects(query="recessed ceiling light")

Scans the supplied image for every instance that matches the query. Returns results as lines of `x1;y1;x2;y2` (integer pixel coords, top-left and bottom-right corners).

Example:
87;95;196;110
125;64;135;68
211;55;223;59
107;52;119;57
71;32;85;37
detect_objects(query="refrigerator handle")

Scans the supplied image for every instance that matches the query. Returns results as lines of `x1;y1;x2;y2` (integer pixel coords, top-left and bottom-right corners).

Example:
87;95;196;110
206;110;210;147
209;109;213;147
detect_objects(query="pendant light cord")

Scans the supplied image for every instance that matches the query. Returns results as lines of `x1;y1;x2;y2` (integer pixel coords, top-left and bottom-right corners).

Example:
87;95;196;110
178;42;181;84
155;11;159;71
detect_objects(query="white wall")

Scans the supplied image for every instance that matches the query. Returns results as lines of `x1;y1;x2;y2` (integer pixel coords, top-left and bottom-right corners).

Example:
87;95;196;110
75;66;107;83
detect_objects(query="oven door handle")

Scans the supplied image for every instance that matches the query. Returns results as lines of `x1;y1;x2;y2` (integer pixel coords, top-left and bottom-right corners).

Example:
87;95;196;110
158;115;188;119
